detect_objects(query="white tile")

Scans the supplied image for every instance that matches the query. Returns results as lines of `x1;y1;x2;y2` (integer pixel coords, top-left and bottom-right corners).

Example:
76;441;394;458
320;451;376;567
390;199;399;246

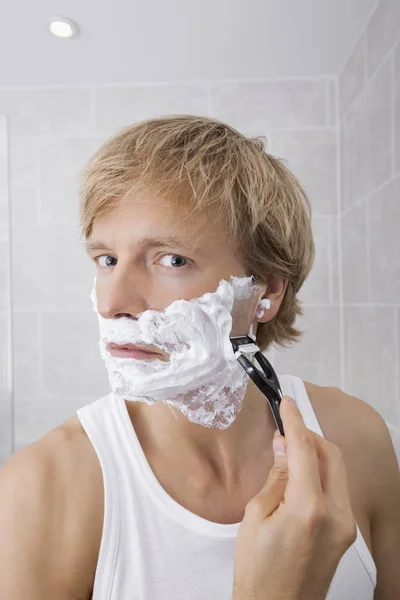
9;138;39;225
94;84;209;135
41;312;109;399
369;176;400;303
341;201;369;303
0;115;6;137
395;44;400;174
344;306;398;424
269;129;337;216
210;80;327;132
0;119;9;228
274;306;341;388
14;393;96;452
0;310;12;466
11;225;95;312
12;313;40;400
341;60;392;210
39;137;103;225
331;216;341;303
366;0;400;77
298;217;332;304
0;89;92;136
0;228;10;311
328;80;337;126
339;34;366;117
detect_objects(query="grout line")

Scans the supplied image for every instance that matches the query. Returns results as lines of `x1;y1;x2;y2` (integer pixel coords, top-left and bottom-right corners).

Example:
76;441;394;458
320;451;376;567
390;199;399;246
328;217;334;305
336;73;345;390
366;31;400;83
337;0;378;78
365;197;372;303
340;302;400;307
391;52;396;177
33;136;40;226
394;307;399;419
340;48;394;123
341;175;397;217
36;135;43;225
4;117;15;456
37;311;43;419
325;80;330;126
0;75;333;91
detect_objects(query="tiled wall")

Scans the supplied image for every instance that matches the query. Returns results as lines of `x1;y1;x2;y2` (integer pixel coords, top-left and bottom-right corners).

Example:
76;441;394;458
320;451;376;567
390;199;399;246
0;116;13;465
339;0;400;459
0;78;340;457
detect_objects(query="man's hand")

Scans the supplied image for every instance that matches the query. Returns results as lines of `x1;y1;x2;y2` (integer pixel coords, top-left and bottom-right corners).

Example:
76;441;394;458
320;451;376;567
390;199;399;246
233;396;357;600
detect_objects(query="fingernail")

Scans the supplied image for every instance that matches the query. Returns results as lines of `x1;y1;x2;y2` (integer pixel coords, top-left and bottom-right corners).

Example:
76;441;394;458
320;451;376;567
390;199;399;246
286;396;296;406
273;436;287;456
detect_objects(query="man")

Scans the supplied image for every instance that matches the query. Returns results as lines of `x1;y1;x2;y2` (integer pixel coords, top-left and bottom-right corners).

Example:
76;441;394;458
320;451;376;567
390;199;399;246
0;115;399;599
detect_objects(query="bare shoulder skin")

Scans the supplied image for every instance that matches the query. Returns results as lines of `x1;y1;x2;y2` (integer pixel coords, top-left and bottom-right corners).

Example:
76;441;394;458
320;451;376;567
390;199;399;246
304;382;400;599
0;418;103;600
1;383;399;599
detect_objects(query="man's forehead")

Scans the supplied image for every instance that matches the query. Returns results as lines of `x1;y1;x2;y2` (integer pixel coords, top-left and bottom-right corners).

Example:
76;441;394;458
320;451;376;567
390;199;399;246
88;200;225;253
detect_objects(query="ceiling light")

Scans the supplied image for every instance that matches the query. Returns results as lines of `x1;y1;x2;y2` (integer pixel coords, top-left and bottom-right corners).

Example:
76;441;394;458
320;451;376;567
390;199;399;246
48;17;80;39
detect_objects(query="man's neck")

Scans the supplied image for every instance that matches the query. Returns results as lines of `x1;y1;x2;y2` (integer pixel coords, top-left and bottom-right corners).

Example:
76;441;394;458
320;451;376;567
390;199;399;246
125;380;278;488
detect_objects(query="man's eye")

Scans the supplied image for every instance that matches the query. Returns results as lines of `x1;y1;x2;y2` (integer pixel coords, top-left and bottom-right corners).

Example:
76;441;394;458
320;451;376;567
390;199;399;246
96;255;117;267
158;254;188;268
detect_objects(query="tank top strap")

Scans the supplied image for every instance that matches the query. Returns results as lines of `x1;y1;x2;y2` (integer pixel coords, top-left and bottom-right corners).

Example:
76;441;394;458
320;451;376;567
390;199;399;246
277;373;377;587
77;397;121;599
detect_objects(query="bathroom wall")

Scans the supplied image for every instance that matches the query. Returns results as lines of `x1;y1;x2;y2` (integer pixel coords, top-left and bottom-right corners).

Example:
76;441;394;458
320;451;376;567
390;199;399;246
0;115;13;465
339;0;400;458
0;78;339;456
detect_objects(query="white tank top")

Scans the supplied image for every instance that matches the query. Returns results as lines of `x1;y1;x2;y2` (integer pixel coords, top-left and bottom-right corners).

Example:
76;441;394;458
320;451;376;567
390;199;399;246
77;374;377;600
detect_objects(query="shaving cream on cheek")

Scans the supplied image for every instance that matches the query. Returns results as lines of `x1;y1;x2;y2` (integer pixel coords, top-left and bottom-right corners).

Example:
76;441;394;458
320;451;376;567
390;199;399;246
92;276;259;430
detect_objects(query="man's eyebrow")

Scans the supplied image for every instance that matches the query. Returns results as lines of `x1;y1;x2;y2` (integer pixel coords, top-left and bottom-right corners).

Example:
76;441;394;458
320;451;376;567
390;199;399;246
84;236;202;254
139;236;200;253
84;239;107;253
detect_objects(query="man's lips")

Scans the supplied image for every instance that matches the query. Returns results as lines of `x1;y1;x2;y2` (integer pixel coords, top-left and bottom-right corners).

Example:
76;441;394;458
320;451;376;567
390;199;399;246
107;342;165;360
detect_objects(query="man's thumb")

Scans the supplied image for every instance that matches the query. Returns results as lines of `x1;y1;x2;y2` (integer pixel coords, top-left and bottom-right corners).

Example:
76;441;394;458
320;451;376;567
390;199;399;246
253;432;288;518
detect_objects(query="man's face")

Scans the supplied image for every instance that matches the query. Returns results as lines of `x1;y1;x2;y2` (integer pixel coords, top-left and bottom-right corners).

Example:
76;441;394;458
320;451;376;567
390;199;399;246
86;191;247;321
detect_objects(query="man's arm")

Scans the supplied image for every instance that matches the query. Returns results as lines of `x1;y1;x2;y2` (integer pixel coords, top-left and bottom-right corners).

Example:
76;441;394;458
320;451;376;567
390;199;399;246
0;425;99;600
363;411;400;599
305;383;400;598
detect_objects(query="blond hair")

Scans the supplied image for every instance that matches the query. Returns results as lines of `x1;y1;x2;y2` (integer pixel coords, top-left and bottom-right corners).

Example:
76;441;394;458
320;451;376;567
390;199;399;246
79;115;315;350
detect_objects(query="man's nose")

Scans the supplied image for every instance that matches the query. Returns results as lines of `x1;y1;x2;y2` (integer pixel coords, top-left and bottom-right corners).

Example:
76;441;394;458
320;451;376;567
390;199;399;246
96;272;149;320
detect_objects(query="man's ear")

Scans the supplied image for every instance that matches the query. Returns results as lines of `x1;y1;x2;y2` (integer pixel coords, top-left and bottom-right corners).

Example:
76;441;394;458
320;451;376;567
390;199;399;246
257;276;287;324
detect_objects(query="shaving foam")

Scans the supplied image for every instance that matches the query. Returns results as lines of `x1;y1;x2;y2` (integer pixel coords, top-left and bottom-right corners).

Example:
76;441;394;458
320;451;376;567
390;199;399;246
256;298;271;318
92;276;263;430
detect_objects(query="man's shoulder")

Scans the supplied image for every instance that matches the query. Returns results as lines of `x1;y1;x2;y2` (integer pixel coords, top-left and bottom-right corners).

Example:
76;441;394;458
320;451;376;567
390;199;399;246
0;416;103;598
302;381;388;451
1;416;92;488
303;381;398;517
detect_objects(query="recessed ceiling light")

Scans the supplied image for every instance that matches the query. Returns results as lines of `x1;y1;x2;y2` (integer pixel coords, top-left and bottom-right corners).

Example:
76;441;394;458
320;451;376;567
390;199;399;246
48;17;80;39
